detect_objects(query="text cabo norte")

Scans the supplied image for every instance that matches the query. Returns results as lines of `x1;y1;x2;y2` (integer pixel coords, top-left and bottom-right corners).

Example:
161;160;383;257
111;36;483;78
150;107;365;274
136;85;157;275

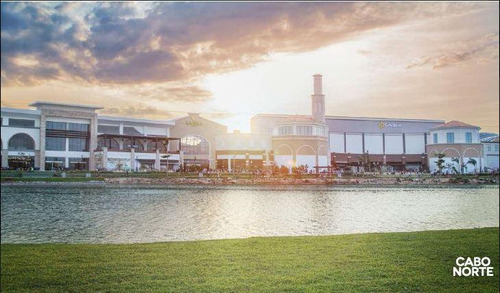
453;257;494;277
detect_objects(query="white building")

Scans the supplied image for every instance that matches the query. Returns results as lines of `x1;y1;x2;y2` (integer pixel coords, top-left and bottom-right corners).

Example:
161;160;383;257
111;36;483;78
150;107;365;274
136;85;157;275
482;136;499;172
426;121;482;174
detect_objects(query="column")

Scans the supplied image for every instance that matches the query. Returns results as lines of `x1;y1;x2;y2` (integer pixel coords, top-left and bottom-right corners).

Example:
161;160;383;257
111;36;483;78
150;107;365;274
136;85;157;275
88;115;98;171
34;150;41;169
102;147;108;170
155;149;160;170
228;156;232;172
39;114;46;170
1;149;8;168
130;148;136;172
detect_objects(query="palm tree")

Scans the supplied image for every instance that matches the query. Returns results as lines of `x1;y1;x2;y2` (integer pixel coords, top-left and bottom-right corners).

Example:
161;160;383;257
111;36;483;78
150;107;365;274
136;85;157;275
434;153;446;174
451;157;462;174
466;158;477;173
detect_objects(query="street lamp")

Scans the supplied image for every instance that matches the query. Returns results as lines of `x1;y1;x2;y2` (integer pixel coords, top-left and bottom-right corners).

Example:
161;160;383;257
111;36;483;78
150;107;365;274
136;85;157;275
162;154;171;176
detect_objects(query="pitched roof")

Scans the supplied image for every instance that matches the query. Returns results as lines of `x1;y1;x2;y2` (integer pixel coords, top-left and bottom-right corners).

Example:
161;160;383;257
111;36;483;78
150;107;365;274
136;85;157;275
431;120;480;130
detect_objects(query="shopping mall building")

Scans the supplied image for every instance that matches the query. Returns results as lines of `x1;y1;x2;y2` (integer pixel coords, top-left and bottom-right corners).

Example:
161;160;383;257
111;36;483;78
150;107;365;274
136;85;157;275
1;75;498;173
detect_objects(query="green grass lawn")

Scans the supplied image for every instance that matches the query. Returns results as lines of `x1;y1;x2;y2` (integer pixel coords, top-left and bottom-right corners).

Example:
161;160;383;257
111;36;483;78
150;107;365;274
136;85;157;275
1;228;498;292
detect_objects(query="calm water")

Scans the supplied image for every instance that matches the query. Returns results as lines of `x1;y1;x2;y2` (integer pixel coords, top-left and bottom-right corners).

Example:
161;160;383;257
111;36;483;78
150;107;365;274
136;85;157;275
1;184;498;244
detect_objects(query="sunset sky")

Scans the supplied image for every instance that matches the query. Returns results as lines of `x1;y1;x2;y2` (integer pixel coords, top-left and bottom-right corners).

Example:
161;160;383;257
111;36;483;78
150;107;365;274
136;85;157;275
1;2;498;133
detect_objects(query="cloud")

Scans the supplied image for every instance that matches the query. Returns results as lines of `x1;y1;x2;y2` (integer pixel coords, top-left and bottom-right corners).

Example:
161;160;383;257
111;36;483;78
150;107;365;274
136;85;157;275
133;85;212;103
1;2;492;86
406;33;499;70
202;112;235;120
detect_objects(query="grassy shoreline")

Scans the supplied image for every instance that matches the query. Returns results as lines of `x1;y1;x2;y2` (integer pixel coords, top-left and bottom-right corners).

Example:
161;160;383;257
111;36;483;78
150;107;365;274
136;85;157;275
2;228;498;292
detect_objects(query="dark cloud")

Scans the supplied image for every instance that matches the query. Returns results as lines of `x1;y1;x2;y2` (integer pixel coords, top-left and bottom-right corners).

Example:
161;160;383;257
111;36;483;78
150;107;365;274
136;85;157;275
1;2;491;86
406;33;499;70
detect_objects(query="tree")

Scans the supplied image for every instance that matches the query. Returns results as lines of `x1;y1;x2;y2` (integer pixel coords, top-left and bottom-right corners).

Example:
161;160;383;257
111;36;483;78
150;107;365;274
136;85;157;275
466;158;477;173
451;157;461;174
357;152;372;172
434;153;446;174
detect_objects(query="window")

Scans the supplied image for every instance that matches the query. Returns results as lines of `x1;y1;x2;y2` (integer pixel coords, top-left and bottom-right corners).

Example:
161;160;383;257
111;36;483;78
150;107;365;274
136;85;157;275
122;139;144;151
46;137;66;151
495;145;499;152
9;119;35;127
487;145;492;152
8;133;35;150
45;157;65;170
297;126;312;136
465;132;472;143
68;123;89;132
433;133;438;144
68;157;89;170
68;138;88;151
181;135;209;156
446;132;454;144
98;125;120;134
46;121;66;130
98;138;120;150
123;126;142;135
279;126;293;135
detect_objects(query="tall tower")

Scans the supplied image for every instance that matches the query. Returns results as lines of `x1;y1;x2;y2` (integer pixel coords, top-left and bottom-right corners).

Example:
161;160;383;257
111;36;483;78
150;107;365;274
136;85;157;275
311;74;325;123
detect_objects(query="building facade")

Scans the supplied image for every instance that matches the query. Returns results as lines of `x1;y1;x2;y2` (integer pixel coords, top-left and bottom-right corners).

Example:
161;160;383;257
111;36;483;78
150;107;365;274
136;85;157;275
426;121;482;174
1;75;496;173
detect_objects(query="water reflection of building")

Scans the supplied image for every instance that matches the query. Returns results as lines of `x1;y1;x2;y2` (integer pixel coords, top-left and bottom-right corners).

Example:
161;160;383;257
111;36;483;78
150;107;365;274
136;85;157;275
1;75;497;172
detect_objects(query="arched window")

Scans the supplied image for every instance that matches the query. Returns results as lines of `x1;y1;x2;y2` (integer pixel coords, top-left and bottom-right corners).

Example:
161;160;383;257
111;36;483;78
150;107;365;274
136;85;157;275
98;138;120;150
181;135;209;156
8;133;35;151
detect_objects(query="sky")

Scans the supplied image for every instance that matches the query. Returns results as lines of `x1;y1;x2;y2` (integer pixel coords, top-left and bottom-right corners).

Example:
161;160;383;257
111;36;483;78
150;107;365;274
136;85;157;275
1;2;499;133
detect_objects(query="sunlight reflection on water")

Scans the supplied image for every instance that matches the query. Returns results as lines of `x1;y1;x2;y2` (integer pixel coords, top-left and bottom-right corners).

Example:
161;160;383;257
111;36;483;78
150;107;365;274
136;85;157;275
1;184;498;243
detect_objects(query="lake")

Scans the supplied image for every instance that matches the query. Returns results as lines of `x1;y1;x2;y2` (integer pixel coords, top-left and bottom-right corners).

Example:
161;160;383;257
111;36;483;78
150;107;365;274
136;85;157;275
1;184;498;244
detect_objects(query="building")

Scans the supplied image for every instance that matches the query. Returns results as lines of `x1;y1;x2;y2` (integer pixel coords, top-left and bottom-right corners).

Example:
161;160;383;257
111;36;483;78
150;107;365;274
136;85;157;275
426;121;482;174
250;75;444;172
1;75;494;173
1;102;182;171
482;136;499;172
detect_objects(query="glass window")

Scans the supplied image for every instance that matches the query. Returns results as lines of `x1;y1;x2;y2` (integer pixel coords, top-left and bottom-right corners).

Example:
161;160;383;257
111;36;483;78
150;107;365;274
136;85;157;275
446;132;454;144
279;126;293;135
465;132;472;143
123;126;142;135
8;133;35;150
68;138;88;151
487;145;491;152
68;157;89;170
46;121;67;130
46;137;66;151
123;139;144;151
181;135;209;156
9;119;35;127
297;126;312;136
98;138;120;150
68;123;89;132
495;145;499;152
98;125;120;134
433;133;438;144
45;157;65;171
148;141;167;152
